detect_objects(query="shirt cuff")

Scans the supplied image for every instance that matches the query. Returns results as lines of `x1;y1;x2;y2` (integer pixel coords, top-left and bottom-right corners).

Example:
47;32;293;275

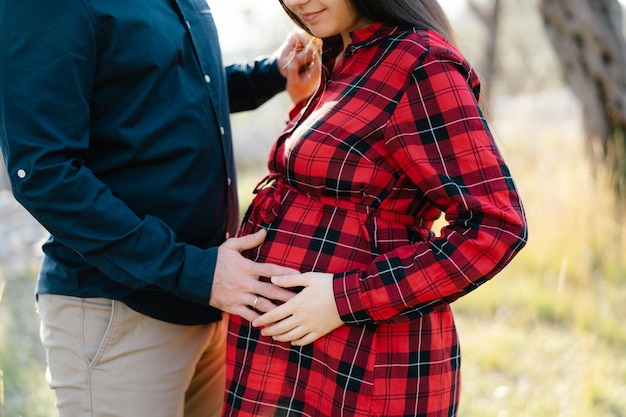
333;269;373;325
177;245;218;305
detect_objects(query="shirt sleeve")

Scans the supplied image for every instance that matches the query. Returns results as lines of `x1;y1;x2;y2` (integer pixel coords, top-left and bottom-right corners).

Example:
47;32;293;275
226;58;286;112
334;47;528;325
0;0;216;305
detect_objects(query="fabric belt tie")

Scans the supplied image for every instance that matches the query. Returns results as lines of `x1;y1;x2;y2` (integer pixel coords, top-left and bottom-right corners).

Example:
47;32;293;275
251;173;434;230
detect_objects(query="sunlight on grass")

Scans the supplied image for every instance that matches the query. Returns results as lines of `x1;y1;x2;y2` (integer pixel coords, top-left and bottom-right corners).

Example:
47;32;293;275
452;91;626;416
456;314;626;417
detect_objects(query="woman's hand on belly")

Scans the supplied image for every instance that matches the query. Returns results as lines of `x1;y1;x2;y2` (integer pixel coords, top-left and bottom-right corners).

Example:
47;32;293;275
252;272;343;346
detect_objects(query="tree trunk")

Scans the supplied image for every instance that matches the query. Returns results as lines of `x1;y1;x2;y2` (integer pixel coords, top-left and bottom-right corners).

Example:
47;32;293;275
539;0;626;191
467;0;502;89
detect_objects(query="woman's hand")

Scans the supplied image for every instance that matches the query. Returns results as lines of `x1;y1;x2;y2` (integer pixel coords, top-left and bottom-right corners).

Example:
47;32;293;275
274;29;322;104
252;272;343;346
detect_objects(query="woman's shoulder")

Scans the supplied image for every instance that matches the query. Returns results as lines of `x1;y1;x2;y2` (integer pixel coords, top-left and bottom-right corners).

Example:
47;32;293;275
391;27;478;84
391;27;463;61
352;23;463;64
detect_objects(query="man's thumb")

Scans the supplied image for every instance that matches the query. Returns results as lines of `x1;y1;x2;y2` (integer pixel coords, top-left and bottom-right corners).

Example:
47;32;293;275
228;229;267;252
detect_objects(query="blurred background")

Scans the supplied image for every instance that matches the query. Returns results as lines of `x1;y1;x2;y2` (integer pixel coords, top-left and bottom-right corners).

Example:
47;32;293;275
1;0;626;416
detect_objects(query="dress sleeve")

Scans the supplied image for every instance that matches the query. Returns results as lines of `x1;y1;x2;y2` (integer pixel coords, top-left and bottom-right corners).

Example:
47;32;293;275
334;47;528;325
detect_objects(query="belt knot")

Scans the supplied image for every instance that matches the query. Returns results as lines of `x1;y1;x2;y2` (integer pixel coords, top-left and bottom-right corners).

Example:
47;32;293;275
252;172;289;224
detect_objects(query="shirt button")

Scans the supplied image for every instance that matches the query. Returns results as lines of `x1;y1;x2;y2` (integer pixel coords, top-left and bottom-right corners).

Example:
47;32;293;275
17;169;26;179
227;177;232;187
185;21;191;29
220;126;225;135
204;74;211;83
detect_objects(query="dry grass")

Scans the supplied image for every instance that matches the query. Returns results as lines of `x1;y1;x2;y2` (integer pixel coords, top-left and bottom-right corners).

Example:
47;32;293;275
451;90;626;417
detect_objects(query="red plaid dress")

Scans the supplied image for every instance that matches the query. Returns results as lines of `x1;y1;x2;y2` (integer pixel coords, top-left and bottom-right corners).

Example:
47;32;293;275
224;23;527;417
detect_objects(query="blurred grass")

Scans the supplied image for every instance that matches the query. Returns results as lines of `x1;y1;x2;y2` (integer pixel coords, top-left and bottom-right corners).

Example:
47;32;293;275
0;265;56;417
444;91;626;417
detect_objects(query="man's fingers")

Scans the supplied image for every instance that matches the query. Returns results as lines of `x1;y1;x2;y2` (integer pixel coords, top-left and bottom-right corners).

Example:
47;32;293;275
250;296;280;314
212;229;304;323
233;305;260;324
225;228;267;252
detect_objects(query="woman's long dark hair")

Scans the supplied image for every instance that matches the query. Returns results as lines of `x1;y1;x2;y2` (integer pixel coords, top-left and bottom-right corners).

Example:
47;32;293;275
279;0;457;45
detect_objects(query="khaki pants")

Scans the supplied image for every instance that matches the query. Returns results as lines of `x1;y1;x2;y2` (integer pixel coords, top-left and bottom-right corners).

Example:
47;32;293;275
37;294;226;417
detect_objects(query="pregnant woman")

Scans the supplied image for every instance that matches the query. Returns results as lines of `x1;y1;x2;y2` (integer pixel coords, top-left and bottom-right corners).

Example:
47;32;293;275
224;0;528;416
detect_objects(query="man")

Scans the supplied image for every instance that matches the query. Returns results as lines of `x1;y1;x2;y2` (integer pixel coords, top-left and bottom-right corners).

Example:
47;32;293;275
0;0;319;416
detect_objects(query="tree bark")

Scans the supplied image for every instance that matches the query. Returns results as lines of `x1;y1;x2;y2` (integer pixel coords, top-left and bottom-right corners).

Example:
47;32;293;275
539;0;626;190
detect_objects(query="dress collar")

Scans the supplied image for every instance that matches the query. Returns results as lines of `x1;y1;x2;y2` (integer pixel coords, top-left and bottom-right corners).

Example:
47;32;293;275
321;22;403;57
320;22;404;72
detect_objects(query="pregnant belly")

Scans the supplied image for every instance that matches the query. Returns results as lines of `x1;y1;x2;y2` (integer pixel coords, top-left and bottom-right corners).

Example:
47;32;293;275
239;186;376;274
239;176;429;277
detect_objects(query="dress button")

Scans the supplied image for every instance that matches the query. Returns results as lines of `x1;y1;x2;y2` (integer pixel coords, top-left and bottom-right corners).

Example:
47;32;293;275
204;74;211;83
17;169;26;178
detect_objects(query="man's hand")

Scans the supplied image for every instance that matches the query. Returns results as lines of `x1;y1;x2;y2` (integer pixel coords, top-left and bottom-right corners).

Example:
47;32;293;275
275;29;322;104
252;272;343;346
210;229;299;323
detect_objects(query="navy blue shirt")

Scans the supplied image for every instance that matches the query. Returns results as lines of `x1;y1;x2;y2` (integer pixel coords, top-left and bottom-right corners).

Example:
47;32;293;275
0;0;286;324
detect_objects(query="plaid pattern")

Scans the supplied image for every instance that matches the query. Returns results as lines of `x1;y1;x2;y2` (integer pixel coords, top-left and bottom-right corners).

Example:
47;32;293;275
225;23;527;417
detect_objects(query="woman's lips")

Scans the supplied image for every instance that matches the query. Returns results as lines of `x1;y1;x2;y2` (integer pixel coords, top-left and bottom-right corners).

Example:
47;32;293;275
299;10;323;24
